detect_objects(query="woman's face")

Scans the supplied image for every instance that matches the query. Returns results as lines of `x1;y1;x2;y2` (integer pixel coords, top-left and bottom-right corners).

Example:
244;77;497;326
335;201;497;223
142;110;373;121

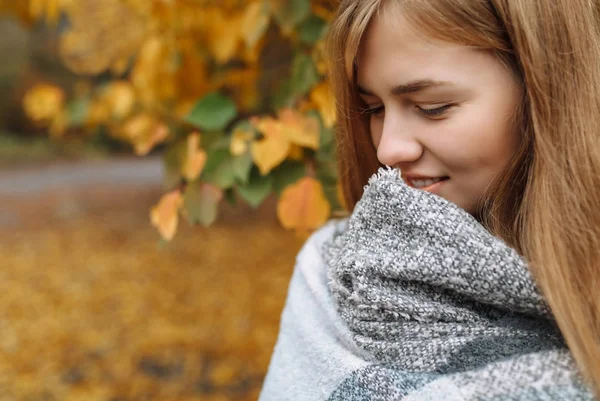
356;13;522;214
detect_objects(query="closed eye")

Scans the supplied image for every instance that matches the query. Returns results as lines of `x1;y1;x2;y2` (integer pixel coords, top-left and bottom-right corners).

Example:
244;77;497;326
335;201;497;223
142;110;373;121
416;104;452;118
362;105;385;116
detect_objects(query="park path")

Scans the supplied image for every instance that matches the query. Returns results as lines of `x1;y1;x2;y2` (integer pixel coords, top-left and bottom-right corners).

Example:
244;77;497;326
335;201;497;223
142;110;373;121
0;156;164;195
0;156;164;229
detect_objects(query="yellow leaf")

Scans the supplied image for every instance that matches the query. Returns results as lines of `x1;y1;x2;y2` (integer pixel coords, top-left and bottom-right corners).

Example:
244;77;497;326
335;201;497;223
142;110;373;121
218;67;260;112
310;82;336;128
311;2;336;22
313;38;328;75
45;0;60;24
150;190;183;241
22;83;65;123
204;8;241;64
177;37;210;101
277;177;331;232
131;36;177;106
110;55;131;76
103;81;136;120
182;132;207;182
29;0;44;20
229;128;254;156
121;114;169;156
59;0;145;75
287;144;304;161
278;108;320;149
241;1;270;49
86;99;110;128
251;117;290;175
49;110;68;138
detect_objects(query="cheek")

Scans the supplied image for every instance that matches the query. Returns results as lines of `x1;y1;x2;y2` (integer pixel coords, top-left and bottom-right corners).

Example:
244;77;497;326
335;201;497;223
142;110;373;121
370;118;383;148
436;108;520;172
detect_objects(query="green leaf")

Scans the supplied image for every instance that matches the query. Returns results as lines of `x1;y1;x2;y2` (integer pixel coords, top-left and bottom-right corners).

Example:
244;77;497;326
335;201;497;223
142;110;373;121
269;0;310;33
231;152;253;184
231;119;254;133
273;53;320;108
183;182;222;227
290;52;320;97
298;15;327;45
202;151;236;189
202;149;229;173
271;161;307;195
272;78;295;109
185;92;237;131
237;168;273;208
202;150;253;189
305;110;334;148
67;98;89;126
162;139;187;189
224;187;237;206
199;131;227;150
317;166;341;211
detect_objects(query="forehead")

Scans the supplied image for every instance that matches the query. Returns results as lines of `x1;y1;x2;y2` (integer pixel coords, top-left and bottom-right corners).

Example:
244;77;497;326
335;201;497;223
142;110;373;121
356;12;484;91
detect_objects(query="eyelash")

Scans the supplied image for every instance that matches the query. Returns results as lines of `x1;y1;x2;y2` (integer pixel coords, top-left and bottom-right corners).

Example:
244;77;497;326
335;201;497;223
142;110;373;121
363;104;452;118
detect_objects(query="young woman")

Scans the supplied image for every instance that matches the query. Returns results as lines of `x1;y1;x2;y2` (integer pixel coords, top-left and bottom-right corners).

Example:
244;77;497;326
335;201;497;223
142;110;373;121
259;0;599;400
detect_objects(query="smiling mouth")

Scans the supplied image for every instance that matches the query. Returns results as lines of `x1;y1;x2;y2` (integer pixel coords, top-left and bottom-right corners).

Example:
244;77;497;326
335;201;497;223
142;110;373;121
404;176;449;193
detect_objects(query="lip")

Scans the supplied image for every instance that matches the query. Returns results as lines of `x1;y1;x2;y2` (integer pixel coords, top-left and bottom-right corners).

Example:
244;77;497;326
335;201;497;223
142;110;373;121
403;176;449;194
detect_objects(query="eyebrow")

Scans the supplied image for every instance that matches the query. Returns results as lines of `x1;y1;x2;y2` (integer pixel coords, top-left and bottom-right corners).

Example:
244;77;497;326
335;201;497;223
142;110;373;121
357;79;453;96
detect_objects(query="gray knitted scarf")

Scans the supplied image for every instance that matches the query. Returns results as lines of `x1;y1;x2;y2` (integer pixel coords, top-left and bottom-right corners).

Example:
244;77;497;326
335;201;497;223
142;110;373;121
259;167;594;401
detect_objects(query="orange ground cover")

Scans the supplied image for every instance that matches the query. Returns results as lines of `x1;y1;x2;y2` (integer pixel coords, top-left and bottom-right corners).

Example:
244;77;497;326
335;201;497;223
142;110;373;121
0;182;304;401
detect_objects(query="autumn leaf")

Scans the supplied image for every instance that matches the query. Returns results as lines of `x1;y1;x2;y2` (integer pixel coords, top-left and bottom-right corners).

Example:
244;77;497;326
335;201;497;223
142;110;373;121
59;0;145;75
29;0;67;25
150;190;183;241
287;144;304;161
183;182;223;227
22;83;65;123
121;114;169;156
278;108;320;149
277;177;331;232
203;7;242;64
310;82;336;128
241;1;270;49
8;0;343;234
49;110;68;138
268;0;310;34
181;132;207;182
103;81;136;120
130;36;177;106
229;127;254;156
251;117;291;175
86;99;110;128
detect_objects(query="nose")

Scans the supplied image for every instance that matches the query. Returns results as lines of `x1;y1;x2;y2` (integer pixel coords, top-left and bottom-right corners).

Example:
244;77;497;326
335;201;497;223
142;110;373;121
373;114;424;167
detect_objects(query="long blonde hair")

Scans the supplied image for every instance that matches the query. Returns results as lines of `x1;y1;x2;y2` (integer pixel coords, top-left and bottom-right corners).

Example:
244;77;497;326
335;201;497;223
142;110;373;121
327;0;600;397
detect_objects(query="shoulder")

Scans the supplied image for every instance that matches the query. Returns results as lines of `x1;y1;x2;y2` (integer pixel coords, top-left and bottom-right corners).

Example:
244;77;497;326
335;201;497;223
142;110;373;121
295;218;348;274
284;218;349;311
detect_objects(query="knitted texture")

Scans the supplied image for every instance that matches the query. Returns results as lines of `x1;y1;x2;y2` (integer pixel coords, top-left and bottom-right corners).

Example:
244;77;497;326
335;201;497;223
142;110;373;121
322;167;593;399
258;167;594;401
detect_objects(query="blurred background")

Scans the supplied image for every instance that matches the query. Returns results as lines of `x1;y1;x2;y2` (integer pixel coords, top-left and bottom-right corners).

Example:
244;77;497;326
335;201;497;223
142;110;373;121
0;1;341;400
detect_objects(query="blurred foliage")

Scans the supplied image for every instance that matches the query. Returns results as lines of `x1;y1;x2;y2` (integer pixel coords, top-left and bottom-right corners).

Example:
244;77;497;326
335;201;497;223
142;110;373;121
1;0;344;240
0;131;110;167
